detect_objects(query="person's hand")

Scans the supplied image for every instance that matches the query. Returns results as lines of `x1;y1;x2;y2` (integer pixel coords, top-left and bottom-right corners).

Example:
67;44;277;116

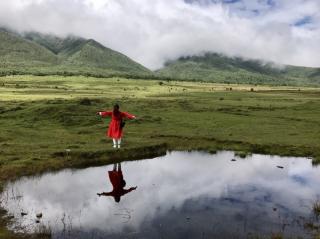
97;193;102;196
133;186;137;190
96;112;101;116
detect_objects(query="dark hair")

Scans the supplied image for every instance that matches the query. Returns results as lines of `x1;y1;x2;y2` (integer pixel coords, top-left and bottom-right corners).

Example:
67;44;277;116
121;180;126;187
113;104;120;116
115;196;121;203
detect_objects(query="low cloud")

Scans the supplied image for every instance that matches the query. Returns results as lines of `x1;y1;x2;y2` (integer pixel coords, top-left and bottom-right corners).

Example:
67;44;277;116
0;0;319;69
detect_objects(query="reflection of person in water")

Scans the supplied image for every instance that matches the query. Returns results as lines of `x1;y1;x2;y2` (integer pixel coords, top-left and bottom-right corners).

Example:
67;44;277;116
97;163;137;203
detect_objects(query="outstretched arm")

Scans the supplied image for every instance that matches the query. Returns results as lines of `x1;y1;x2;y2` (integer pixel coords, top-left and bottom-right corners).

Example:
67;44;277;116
97;111;112;118
97;192;113;197
123;186;137;195
122;112;136;119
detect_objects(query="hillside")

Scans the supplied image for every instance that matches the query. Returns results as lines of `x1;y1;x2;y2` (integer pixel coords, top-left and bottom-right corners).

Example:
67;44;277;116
60;39;150;75
0;30;58;68
0;30;151;77
157;53;320;86
24;32;86;55
1;28;319;86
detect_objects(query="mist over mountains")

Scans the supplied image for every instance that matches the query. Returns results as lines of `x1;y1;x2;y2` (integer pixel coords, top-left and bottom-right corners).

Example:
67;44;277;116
1;0;319;70
0;28;151;77
0;28;319;86
157;53;320;85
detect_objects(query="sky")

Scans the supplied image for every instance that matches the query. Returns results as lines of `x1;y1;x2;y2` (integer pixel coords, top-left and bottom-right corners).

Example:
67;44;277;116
0;0;319;69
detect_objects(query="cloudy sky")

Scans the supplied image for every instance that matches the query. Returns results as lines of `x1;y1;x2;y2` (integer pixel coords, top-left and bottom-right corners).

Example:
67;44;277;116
0;0;319;69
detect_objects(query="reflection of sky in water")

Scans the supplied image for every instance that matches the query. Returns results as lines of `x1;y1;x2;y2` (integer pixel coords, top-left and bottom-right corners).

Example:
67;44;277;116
1;151;320;238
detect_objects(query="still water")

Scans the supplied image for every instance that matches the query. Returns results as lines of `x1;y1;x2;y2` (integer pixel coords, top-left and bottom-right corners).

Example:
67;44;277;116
1;151;320;238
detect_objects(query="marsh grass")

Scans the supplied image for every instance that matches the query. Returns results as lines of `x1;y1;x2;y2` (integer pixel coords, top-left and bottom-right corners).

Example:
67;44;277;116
302;200;320;238
34;224;51;239
270;234;283;239
313;201;320;218
0;76;319;180
235;151;252;158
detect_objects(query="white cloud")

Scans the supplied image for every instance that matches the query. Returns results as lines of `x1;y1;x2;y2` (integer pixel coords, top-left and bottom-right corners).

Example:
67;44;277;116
0;0;319;69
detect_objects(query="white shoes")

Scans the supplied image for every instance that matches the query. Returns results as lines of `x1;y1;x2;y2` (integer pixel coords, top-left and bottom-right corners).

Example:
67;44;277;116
118;144;121;149
113;144;121;149
113;144;117;148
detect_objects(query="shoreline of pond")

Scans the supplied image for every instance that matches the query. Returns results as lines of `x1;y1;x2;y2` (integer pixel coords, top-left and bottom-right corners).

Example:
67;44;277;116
0;139;319;239
1;150;319;239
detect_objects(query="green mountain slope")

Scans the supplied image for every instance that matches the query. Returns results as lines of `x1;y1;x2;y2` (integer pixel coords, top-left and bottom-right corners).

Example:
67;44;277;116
0;30;58;68
61;39;150;75
310;69;320;78
0;30;151;77
1;28;319;86
157;53;320;86
24;32;86;55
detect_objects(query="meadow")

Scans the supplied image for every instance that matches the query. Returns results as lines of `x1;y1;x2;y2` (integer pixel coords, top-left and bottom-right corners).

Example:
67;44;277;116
0;75;320;238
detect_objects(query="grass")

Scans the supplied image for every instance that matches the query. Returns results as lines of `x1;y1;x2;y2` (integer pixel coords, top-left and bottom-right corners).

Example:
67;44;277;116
0;75;320;238
303;200;320;238
314;201;320;218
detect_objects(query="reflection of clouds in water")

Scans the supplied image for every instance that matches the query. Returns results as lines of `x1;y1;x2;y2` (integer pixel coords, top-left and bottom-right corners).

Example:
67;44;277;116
1;151;319;237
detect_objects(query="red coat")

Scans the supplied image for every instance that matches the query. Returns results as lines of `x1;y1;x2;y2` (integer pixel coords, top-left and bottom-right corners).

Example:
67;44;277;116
108;170;124;189
100;111;135;139
100;170;137;201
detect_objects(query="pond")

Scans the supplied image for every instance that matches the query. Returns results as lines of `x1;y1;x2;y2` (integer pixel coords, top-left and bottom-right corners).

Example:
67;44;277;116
1;151;320;238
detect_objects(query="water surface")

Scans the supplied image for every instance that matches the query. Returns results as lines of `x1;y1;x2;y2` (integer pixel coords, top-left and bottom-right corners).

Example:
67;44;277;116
1;151;319;238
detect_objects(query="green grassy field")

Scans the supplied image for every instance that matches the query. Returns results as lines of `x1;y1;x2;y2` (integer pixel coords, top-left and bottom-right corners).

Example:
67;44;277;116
0;75;320;238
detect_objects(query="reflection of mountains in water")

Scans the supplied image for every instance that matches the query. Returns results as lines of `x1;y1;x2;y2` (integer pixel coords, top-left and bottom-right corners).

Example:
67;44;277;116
1;151;318;238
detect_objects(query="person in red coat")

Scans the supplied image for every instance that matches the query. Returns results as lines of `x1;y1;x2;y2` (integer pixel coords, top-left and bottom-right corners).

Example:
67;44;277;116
97;104;136;148
97;163;137;203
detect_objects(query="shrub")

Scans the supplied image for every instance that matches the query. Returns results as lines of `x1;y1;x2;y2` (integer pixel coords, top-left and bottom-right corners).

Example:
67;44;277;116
79;98;91;106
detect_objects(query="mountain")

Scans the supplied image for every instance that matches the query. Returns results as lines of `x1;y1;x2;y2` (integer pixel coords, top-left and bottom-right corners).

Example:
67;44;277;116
156;53;320;86
24;32;86;55
0;30;58;68
24;32;148;73
0;30;151;77
1;28;319;86
60;39;150;74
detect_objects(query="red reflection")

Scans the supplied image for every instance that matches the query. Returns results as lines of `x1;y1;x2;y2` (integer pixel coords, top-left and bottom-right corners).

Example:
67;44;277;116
97;163;137;203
